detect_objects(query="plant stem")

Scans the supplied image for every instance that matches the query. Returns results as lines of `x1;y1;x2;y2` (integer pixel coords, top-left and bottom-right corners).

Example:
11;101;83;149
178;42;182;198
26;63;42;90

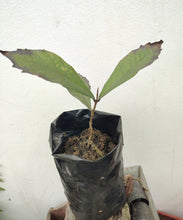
88;88;100;147
89;89;99;132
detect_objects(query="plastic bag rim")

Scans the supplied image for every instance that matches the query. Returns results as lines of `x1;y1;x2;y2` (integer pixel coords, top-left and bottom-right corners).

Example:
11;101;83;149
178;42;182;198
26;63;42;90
51;108;123;163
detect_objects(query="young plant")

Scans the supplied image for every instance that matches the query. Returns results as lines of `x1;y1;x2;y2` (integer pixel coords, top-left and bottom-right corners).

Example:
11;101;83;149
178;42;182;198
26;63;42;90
0;40;163;142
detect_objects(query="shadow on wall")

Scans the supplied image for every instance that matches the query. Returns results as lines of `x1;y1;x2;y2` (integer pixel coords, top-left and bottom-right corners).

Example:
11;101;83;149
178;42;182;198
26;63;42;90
0;164;5;212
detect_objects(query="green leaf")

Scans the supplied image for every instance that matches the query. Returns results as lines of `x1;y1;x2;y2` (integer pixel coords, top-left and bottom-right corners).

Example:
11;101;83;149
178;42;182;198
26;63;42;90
68;90;91;109
0;187;4;191
68;73;92;109
0;49;94;99
99;40;163;98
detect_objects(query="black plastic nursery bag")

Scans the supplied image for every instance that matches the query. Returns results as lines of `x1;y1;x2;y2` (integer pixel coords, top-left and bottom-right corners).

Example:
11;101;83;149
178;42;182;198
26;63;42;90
49;109;126;220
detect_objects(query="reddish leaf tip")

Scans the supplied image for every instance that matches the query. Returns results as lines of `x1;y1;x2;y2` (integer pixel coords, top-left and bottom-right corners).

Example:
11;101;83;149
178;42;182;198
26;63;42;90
147;40;164;48
0;50;8;56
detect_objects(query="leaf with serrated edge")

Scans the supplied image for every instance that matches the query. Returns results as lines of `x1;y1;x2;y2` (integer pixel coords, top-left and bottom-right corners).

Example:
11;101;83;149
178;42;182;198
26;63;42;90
99;40;163;98
0;49;94;99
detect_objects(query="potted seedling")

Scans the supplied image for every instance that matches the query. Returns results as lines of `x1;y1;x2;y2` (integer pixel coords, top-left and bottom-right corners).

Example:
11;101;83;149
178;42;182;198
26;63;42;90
0;40;163;219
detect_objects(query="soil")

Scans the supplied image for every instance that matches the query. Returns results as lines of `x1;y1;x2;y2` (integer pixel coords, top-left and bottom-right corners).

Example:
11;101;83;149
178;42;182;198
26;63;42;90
64;128;116;160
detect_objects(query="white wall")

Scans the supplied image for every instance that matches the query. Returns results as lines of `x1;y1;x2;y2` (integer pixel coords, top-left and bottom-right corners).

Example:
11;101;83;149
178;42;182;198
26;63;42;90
0;0;183;219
